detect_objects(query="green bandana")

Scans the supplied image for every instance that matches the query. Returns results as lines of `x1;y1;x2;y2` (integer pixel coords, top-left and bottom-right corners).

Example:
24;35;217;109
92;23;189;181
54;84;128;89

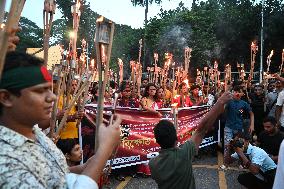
0;66;52;90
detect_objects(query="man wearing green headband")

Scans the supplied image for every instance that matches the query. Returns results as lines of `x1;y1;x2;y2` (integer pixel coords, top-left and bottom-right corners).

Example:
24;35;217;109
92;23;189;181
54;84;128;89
0;52;122;188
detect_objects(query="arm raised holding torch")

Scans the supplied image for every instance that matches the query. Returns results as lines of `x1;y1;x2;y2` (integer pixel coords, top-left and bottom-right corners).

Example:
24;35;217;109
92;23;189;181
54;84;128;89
94;16;115;152
264;50;274;112
249;42;258;83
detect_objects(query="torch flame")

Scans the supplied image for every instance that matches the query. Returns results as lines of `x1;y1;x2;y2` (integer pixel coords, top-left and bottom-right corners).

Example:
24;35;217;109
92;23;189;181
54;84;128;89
118;58;123;65
77;1;81;7
214;61;218;69
91;59;95;67
97;16;104;23
69;31;75;39
0;23;5;29
270;50;274;58
101;44;105;55
171;102;178;107
183;79;189;88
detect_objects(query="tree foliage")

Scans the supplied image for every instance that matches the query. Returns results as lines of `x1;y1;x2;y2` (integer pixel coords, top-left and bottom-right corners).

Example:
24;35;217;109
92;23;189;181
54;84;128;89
54;0;144;74
131;0;163;6
11;0;284;78
144;0;284;77
16;17;43;52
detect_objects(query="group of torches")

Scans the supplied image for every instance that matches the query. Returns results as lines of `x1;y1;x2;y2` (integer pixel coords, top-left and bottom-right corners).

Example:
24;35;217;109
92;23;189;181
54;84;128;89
123;48;192;98
120;41;284;105
1;1;284;186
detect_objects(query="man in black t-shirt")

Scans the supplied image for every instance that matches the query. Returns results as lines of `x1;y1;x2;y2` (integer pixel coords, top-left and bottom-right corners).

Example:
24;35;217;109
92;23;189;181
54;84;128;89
257;116;284;163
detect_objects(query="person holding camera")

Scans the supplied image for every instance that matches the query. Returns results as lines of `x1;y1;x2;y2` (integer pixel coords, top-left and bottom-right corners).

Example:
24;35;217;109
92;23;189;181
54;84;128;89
228;134;277;189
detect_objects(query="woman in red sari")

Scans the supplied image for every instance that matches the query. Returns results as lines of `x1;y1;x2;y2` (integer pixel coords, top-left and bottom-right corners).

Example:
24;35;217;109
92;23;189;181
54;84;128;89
138;83;161;176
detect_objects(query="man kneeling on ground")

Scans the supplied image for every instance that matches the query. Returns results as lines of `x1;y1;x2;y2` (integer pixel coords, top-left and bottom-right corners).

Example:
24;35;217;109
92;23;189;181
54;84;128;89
228;133;277;189
149;92;232;189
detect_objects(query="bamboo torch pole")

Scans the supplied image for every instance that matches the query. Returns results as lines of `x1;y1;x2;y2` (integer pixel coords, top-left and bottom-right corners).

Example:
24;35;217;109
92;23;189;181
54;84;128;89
0;0;6;69
281;49;284;75
43;0;56;67
118;58;123;85
263;50;274;113
0;0;26;79
94;16;115;152
154;53;158;83
138;38;142;66
0;1;6;25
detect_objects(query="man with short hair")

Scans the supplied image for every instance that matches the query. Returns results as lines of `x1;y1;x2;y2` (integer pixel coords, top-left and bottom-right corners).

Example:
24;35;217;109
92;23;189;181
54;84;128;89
224;85;254;165
0;52;122;188
256;116;284;163
267;80;283;118
149;92;232;189
229;134;277;189
275;74;284;132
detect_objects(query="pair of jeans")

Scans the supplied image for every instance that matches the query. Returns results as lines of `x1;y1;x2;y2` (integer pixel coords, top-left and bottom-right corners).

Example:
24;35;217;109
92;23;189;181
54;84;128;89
224;127;243;164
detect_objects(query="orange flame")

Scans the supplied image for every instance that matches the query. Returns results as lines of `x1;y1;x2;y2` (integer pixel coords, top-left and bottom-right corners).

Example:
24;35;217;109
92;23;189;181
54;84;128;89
171;102;178;107
90;59;95;67
269;50;274;58
0;23;5;29
183;79;189;88
97;16;104;22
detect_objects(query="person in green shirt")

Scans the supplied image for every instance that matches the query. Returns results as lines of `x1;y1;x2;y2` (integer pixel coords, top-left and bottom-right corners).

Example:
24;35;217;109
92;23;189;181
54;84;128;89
149;92;232;189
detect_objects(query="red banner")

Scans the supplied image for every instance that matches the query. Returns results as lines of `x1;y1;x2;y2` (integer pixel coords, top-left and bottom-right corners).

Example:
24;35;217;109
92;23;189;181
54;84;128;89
83;105;218;169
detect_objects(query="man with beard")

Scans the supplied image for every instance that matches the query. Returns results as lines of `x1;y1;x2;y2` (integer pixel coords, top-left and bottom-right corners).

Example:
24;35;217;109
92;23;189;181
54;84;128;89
256;116;284;163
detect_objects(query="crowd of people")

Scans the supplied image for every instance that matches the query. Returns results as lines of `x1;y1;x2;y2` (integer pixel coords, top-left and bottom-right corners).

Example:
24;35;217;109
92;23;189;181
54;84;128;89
0;31;284;189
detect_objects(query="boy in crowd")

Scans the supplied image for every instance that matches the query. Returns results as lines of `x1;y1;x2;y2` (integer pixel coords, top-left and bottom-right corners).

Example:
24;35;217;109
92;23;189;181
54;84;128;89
0;52;122;188
224;85;254;165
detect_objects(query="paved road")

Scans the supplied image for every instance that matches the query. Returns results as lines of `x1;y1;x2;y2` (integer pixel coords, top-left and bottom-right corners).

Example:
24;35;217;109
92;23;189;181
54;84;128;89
103;148;247;189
